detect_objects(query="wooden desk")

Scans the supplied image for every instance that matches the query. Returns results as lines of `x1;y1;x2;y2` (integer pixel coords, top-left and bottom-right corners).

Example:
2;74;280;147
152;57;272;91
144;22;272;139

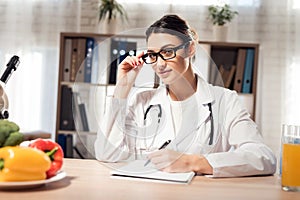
1;159;299;200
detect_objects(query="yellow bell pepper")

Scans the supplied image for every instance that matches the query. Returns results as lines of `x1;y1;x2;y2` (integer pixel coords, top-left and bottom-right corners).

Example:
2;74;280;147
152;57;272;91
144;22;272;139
0;146;51;182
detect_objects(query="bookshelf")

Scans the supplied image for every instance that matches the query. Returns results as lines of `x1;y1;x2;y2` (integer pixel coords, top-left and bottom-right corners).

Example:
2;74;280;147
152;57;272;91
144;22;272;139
56;32;150;158
56;33;259;158
198;40;259;120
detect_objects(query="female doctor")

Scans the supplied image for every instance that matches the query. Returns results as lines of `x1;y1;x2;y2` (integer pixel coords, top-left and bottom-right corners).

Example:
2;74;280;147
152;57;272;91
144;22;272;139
94;14;276;177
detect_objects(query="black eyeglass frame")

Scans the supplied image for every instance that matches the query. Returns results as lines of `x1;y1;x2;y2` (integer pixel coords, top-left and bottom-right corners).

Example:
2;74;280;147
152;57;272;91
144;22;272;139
142;41;190;64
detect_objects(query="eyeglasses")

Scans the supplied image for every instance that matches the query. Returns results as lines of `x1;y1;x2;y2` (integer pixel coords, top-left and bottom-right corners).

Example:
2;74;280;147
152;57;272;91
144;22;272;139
142;42;189;64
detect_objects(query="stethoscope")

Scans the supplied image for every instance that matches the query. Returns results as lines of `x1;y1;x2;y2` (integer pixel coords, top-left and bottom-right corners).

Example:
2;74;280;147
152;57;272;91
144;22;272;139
143;104;162;149
143;103;214;146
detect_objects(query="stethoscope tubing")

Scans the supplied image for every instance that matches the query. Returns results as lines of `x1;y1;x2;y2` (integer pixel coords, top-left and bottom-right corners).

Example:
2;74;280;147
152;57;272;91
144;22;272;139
143;103;214;146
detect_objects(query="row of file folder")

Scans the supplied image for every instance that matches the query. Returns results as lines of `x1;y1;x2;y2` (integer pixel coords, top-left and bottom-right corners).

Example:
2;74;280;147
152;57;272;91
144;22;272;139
234;48;255;93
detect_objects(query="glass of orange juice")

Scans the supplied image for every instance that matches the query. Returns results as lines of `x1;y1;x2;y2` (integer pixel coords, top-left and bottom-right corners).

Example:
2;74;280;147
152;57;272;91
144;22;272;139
281;124;300;192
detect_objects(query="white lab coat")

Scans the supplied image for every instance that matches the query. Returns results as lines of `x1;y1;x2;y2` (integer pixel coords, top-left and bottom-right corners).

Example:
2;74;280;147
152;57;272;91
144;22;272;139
94;74;276;177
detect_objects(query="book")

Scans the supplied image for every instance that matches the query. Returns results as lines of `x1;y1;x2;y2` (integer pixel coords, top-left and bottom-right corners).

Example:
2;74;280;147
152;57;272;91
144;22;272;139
72;92;84;131
212;67;222;86
57;134;67;157
91;41;99;84
76;38;87;82
63;39;72;81
70;38;86;82
72;91;89;132
108;39;119;84
210;47;236;86
219;65;236;88
84;38;94;83
92;39;109;84
65;134;74;158
233;49;247;92
70;39;78;82
110;160;195;184
242;49;255;93
59;85;75;130
78;103;89;131
57;133;73;158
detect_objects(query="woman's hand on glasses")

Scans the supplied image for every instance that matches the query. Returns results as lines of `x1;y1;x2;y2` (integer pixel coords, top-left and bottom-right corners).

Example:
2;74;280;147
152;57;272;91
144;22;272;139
113;52;145;99
117;51;144;81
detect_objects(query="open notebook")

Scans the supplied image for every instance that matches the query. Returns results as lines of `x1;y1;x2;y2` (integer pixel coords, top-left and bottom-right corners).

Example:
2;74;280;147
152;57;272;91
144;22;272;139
110;160;195;184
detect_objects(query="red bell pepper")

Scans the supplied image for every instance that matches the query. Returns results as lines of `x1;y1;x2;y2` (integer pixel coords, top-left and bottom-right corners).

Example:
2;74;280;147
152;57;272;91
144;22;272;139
29;138;64;178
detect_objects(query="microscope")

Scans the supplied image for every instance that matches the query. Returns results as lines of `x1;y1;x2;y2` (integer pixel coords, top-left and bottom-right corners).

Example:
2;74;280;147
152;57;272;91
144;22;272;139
0;55;19;119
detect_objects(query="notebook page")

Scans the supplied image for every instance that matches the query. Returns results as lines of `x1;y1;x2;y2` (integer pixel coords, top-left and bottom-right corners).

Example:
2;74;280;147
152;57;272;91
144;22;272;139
110;160;195;184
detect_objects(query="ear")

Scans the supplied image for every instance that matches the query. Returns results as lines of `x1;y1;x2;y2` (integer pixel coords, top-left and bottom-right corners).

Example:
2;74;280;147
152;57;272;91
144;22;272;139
186;41;196;57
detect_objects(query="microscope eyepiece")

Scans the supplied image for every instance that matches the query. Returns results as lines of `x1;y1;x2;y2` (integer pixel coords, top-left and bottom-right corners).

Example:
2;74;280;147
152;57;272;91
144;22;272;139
0;109;9;119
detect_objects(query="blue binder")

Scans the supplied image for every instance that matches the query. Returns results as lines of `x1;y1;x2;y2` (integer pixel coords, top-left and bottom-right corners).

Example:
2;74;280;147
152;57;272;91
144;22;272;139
57;134;66;157
84;38;95;83
242;49;255;93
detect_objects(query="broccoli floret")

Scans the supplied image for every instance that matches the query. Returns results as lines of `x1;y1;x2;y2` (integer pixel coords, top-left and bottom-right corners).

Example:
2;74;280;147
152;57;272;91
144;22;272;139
0;125;11;147
0;120;9;127
3;132;24;147
0;120;20;132
0;120;23;147
0;125;11;136
0;132;6;146
7;121;19;132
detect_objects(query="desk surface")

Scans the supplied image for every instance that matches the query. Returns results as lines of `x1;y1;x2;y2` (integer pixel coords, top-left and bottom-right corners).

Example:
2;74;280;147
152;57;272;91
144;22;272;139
1;159;299;200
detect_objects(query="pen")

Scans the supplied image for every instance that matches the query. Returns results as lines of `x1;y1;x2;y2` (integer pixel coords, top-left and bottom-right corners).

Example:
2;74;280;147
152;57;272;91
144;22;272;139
144;140;171;166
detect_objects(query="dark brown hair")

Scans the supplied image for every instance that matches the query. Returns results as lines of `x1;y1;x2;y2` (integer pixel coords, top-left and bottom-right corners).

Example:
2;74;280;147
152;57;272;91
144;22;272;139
146;15;198;43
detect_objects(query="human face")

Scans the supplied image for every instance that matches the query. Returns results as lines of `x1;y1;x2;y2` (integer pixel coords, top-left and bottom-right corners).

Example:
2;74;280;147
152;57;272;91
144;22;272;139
146;33;190;85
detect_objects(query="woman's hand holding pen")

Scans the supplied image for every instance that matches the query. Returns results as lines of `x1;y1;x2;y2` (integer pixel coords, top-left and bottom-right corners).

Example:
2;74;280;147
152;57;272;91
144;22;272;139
114;51;145;99
147;149;213;174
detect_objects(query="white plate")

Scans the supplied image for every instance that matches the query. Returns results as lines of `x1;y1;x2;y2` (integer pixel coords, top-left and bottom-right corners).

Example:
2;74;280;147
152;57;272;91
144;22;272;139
0;171;67;190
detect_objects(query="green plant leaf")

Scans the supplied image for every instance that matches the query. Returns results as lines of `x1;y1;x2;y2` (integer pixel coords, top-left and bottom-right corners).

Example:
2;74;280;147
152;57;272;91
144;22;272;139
98;0;128;22
207;4;238;26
